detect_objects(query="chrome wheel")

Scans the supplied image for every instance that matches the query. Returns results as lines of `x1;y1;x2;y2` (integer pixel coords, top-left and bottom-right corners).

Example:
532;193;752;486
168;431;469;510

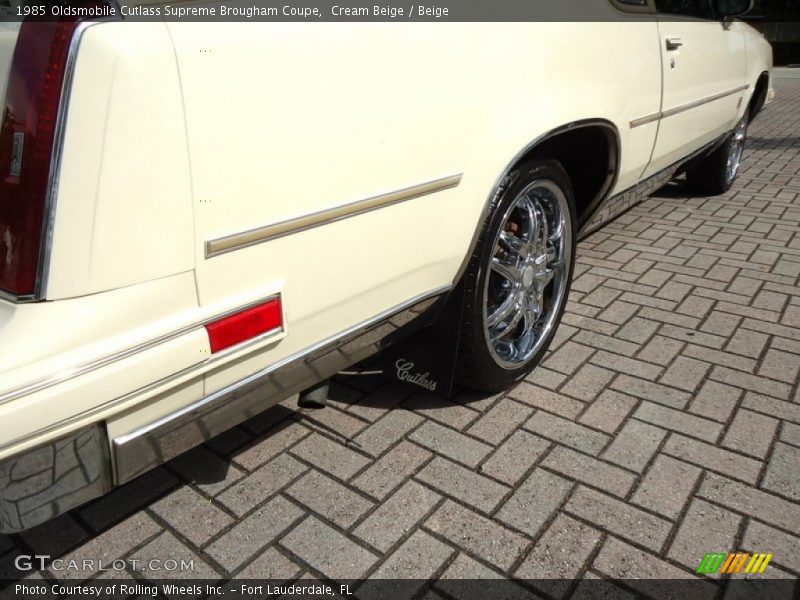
725;117;747;184
482;180;572;369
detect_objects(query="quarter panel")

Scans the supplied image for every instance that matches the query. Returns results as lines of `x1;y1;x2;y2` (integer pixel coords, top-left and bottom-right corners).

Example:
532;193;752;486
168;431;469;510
46;22;194;300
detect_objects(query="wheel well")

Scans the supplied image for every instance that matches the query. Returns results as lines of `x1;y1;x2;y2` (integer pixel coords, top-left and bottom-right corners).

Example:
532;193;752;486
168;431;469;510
519;124;619;227
749;72;770;121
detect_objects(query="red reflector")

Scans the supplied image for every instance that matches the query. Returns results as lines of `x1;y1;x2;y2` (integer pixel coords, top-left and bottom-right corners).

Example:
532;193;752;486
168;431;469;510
204;298;282;354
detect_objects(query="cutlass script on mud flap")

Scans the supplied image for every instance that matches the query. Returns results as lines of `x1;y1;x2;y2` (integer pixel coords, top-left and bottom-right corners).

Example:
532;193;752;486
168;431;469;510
395;359;438;391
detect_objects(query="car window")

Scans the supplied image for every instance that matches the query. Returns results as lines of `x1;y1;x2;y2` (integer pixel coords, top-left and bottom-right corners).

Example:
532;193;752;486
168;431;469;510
655;0;714;18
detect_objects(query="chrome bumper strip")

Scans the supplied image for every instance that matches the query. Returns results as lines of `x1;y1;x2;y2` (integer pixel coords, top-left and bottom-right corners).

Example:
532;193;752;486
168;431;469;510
204;174;463;259
0;425;111;534
0;324;284;456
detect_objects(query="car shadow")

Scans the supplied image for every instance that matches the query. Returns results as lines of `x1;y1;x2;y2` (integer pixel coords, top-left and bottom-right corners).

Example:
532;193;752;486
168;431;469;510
330;369;494;409
650;178;708;200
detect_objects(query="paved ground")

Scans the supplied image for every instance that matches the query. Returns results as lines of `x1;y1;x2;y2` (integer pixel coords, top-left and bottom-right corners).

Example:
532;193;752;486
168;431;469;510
772;67;800;79
2;79;799;596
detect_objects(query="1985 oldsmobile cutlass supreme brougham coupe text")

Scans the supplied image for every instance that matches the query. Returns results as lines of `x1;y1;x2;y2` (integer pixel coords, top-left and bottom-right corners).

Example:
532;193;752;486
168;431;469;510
0;0;774;531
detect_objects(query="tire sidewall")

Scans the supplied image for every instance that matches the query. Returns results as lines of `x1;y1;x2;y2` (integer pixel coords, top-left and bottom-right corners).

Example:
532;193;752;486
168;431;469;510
724;115;749;188
461;160;578;390
687;114;749;195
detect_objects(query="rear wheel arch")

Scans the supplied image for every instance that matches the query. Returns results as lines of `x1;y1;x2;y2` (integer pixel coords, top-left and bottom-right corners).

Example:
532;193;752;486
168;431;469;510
453;119;620;287
522;122;620;229
749;71;770;121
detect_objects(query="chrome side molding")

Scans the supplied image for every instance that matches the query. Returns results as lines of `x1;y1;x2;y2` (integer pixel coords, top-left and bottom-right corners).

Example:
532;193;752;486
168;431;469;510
630;84;750;129
204;174;463;258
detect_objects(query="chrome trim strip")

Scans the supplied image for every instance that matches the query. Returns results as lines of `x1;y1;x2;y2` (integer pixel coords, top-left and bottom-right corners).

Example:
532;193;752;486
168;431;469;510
661;84;750;118
205;174;463;259
111;283;452;483
0;289;25;303
1;21;111;303
35;22;102;302
630;84;750;128
0;293;281;407
629;113;661;128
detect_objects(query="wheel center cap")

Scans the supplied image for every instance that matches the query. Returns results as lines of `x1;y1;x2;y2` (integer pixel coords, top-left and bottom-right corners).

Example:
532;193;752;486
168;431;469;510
521;265;535;288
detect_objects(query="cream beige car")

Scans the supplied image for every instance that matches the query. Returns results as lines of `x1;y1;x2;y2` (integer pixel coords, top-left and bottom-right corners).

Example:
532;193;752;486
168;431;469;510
0;0;774;532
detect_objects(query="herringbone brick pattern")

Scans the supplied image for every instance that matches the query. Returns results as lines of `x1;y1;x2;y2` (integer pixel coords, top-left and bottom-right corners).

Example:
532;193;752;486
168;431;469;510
2;79;799;595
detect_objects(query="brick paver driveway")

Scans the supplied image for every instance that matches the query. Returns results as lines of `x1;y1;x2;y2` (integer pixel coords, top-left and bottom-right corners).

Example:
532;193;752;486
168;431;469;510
2;78;799;596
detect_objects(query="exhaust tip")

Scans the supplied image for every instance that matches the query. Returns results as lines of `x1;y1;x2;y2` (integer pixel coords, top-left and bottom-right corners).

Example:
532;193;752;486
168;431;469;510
298;379;330;409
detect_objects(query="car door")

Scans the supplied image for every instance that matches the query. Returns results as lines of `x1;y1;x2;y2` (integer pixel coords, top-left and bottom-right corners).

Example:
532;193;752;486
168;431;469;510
642;0;747;178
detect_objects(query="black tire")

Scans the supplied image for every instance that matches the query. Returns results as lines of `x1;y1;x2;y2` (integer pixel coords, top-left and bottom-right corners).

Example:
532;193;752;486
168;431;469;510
455;159;577;393
686;115;748;195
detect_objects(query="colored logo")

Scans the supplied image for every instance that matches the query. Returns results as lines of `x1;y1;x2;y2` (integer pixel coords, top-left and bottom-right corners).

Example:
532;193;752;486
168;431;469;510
696;552;773;575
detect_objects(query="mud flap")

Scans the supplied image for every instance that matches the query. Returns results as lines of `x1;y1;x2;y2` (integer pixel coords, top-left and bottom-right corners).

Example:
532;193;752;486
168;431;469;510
379;281;466;398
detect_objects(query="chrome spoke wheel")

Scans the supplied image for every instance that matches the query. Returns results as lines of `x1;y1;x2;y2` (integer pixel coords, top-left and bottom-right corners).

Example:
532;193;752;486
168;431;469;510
482;180;572;369
725;117;747;184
